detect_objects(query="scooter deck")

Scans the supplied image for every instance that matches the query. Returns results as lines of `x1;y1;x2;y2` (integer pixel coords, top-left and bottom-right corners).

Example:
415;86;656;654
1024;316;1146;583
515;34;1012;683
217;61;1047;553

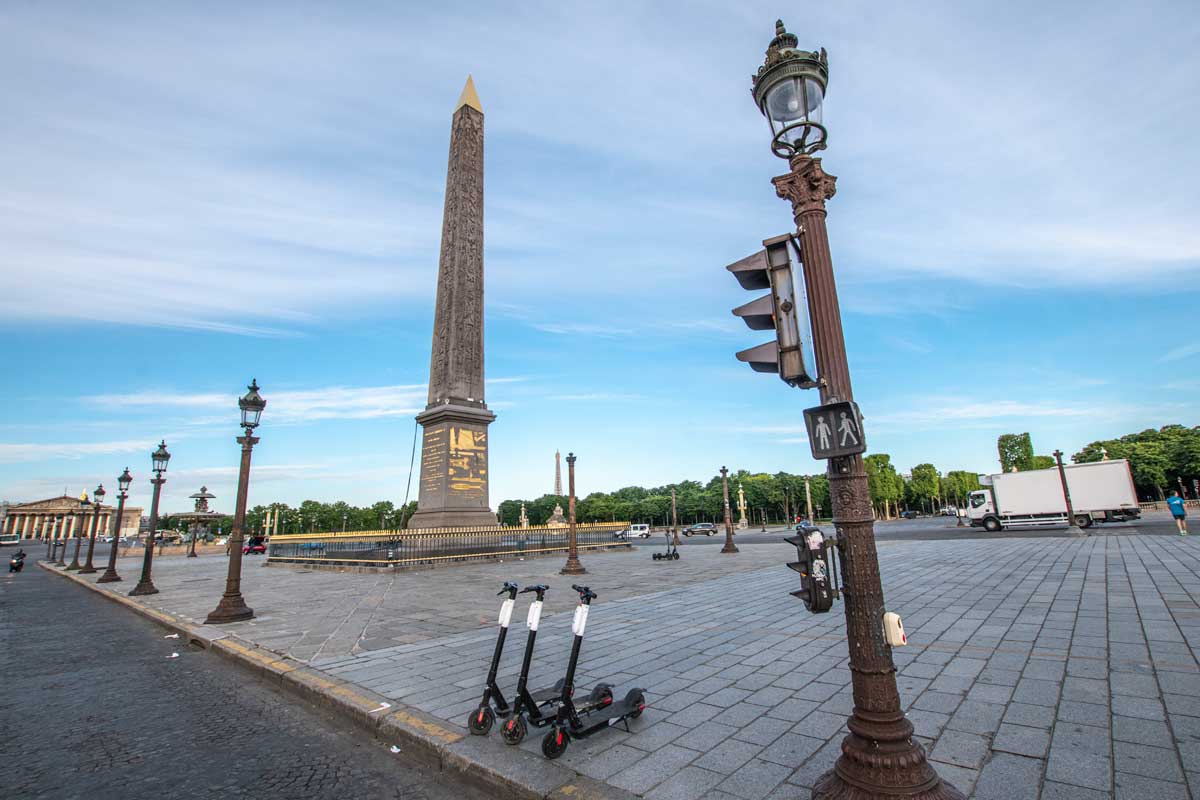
566;688;645;737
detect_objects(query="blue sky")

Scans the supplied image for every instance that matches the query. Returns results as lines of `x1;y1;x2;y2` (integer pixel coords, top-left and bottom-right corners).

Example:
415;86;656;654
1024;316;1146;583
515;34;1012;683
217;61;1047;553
2;1;1197;516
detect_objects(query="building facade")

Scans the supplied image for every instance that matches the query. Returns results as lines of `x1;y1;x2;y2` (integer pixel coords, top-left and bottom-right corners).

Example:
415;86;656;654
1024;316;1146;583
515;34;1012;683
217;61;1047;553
1;495;142;541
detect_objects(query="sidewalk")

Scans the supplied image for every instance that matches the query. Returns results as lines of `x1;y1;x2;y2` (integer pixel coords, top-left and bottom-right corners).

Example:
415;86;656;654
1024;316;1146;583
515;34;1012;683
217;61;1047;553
43;534;1200;799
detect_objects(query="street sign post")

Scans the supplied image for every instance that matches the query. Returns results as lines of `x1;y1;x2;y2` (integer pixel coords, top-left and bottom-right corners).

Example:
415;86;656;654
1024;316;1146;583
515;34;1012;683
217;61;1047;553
803;401;865;460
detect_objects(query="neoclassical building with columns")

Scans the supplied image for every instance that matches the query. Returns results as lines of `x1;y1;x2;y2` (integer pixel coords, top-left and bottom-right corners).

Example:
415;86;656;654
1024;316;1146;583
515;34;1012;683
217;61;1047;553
2;495;141;541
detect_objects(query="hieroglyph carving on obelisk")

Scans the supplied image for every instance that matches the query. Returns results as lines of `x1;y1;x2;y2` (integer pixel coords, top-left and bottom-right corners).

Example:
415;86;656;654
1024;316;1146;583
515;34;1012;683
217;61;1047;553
408;76;498;529
554;450;562;496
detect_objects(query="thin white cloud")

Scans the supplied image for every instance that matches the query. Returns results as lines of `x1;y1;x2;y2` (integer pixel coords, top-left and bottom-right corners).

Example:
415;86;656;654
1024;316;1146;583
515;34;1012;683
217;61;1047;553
1159;342;1200;363
83;384;428;424
0;439;155;464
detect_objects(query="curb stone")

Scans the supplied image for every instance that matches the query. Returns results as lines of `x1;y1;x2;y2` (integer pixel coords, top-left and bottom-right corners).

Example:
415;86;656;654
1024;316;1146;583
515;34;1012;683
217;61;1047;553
37;561;636;800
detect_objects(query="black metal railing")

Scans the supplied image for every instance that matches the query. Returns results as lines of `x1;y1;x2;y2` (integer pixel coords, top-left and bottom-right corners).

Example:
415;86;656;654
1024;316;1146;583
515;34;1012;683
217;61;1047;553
266;522;631;567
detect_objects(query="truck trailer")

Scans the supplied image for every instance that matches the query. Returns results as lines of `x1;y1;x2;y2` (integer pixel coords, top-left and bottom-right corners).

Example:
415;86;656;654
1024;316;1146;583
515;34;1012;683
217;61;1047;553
968;459;1140;532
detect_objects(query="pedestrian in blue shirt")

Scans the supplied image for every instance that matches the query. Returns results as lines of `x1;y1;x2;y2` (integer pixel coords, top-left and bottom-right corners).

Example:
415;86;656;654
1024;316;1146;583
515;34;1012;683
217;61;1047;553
1167;490;1188;535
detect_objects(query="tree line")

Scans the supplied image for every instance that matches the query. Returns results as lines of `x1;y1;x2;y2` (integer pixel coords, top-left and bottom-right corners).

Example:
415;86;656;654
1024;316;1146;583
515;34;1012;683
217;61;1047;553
160;423;1195;535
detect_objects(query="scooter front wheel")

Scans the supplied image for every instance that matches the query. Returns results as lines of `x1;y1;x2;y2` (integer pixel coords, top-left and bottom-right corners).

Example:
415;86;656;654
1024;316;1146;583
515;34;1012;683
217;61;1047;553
468;705;495;735
542;727;570;759
501;715;527;746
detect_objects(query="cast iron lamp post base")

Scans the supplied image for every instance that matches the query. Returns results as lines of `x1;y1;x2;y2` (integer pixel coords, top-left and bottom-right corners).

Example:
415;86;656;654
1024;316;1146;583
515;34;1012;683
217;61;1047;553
97;569;122;583
129;580;159;596
720;467;739;554
205;595;254;624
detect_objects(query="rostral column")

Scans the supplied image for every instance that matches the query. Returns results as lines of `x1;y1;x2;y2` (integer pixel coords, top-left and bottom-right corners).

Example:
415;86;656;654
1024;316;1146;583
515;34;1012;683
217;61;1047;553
408;76;498;529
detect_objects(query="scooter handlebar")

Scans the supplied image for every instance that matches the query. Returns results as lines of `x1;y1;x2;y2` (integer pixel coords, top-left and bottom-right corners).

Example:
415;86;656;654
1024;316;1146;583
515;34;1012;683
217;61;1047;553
571;584;597;602
519;584;549;593
498;581;520;597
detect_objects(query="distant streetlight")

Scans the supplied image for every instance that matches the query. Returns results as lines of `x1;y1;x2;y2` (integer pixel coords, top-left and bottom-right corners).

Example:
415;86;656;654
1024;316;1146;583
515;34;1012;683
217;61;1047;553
79;484;106;574
130;440;171;596
342;512;348;533
97;469;133;583
720;467;738;554
205;379;265;624
66;491;91;570
560;453;585;575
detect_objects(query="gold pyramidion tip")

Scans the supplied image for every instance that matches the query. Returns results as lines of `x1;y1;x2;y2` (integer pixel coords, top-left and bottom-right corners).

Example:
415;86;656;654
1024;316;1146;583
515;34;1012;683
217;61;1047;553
456;75;482;113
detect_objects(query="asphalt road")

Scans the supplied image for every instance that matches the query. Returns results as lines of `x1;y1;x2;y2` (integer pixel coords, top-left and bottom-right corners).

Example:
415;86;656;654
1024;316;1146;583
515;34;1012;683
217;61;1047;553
626;512;1184;548
0;560;486;800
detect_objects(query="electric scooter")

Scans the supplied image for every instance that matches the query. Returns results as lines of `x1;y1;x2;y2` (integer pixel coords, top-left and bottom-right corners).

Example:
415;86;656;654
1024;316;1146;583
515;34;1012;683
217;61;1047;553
467;581;520;735
651;530;679;560
540;585;646;759
500;584;613;745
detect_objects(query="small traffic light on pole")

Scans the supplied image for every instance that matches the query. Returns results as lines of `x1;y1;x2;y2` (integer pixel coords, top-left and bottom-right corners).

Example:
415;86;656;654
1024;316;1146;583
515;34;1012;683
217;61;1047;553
728;234;816;388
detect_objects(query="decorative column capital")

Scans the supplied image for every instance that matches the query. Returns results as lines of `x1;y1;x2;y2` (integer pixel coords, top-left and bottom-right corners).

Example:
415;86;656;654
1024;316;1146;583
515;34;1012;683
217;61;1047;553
773;155;837;218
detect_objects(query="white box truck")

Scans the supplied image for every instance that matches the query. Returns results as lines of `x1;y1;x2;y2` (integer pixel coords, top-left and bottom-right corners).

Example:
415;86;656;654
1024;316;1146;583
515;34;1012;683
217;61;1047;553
967;459;1140;532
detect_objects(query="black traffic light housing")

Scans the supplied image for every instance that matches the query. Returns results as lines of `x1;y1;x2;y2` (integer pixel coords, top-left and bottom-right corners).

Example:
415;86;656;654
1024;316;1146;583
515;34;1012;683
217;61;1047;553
728;233;817;388
783;526;840;613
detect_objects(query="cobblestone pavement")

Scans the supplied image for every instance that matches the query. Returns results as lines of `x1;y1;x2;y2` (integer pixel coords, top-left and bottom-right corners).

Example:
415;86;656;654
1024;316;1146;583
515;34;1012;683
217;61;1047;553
41;531;1200;798
69;541;784;661
0;564;486;800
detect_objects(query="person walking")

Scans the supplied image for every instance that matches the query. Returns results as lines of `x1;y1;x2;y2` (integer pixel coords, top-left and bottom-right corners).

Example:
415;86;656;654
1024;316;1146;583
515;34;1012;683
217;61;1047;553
1167;490;1188;535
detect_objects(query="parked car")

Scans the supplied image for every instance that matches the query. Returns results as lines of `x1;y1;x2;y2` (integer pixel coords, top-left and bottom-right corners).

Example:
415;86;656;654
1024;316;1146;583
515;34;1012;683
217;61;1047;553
682;522;717;536
616;524;652;539
899;510;920;519
794;521;823;535
243;536;267;555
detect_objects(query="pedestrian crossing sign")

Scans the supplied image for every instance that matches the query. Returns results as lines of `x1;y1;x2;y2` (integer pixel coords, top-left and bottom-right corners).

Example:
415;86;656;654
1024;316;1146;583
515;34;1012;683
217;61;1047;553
803;401;866;459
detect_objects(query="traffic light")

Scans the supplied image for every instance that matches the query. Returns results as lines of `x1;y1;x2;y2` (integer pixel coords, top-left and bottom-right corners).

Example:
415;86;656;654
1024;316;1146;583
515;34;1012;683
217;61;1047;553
727;234;817;388
783;526;839;613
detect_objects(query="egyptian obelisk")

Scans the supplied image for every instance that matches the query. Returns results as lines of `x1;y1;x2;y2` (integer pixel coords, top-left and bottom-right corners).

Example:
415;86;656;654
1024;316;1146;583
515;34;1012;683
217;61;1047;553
408;76;498;530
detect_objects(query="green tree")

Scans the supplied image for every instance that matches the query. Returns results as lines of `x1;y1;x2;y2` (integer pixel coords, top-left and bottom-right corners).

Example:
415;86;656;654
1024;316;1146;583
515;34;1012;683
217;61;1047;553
864;454;902;518
1030;455;1056;470
997;433;1034;473
907;463;941;512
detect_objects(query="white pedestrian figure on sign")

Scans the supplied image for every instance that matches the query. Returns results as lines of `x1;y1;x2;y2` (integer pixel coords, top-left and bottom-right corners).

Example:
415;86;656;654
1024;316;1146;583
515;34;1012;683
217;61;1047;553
838;411;859;447
814;416;832;451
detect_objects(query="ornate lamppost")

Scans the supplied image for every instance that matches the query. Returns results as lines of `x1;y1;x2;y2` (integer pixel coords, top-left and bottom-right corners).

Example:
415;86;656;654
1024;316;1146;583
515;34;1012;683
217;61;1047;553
560;452;585;575
720;467;738;554
130;441;171;596
671;488;681;546
67;491;90;570
205;380;265;624
79;484;106;574
53;513;67;566
98;469;133;583
748;21;961;798
1054;449;1085;536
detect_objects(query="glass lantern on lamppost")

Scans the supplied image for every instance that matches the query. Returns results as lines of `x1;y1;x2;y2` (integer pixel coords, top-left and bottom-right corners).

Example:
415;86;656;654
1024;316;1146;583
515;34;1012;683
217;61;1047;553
98;468;133;583
80;483;106;573
751;21;828;162
205;380;265;624
130;440;170;596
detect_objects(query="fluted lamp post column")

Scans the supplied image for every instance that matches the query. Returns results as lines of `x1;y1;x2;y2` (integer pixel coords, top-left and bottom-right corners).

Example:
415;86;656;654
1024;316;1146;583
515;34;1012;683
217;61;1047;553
720;467;738;554
98;469;133;583
205;380;265;624
130;441;171;596
67;491;90;570
560;452;586;575
79;484;106;574
749;20;962;799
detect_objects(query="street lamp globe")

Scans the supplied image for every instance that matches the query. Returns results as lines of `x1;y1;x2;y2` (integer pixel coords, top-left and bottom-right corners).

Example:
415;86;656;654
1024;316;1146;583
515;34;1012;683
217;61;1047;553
118;467;133;495
94;484;106;504
751;20;829;160
239;379;266;430
152;440;171;474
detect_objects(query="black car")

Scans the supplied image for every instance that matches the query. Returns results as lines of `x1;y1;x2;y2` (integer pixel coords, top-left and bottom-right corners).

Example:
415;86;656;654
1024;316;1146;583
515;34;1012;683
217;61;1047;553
899;510;919;520
682;522;717;536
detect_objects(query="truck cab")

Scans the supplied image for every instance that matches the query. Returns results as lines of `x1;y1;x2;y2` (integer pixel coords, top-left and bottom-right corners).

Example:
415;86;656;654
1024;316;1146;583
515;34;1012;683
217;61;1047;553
966;490;997;530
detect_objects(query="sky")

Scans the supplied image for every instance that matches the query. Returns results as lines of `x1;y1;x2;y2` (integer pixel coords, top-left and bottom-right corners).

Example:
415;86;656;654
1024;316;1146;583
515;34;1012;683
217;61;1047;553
1;0;1198;517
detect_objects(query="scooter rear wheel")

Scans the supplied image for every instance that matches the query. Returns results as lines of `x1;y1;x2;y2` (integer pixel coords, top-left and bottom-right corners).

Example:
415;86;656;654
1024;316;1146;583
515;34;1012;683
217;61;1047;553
501;715;527;746
542;727;569;759
468;705;495;735
629;690;646;719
